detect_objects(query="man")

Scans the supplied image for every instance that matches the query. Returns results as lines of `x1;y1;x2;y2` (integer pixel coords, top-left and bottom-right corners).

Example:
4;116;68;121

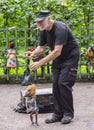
26;10;80;124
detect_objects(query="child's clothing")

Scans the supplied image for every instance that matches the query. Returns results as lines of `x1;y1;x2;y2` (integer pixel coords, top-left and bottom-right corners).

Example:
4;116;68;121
6;49;16;68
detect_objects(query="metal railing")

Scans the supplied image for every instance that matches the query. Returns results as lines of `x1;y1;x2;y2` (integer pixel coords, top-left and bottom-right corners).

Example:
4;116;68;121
0;27;94;83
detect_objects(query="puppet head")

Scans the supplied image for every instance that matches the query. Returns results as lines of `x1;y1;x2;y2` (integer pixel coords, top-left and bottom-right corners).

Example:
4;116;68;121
30;47;35;52
9;43;14;48
26;84;36;98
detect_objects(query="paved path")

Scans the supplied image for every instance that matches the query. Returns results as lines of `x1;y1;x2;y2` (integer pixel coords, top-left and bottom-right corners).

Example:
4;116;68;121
0;82;94;130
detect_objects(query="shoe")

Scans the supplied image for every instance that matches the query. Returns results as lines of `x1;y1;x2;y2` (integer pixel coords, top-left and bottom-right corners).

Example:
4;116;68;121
45;114;62;124
61;114;73;124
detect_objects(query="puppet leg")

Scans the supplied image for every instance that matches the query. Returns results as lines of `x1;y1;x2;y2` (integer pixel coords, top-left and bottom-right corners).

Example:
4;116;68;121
35;111;39;126
30;111;35;125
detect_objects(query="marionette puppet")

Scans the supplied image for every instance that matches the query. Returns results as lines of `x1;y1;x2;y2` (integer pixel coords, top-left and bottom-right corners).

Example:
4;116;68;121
85;46;94;65
6;43;17;74
84;46;94;77
24;84;39;126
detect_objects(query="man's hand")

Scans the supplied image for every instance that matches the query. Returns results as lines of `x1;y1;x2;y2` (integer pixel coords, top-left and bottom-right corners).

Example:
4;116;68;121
25;51;38;60
29;61;41;71
25;51;32;59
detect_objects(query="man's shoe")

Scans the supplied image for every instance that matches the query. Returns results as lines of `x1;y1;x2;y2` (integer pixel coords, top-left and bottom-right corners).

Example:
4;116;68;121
61;115;73;124
45;114;62;124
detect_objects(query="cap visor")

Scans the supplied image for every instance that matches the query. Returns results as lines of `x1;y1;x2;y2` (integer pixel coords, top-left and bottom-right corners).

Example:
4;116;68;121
35;17;46;22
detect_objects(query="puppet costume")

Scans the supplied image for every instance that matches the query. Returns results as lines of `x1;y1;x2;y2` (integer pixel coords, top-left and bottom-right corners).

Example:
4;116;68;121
6;43;16;68
25;84;39;112
26;97;39;113
85;46;94;65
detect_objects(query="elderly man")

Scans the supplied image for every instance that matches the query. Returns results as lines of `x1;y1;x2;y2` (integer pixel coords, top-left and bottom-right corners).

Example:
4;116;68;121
26;10;80;124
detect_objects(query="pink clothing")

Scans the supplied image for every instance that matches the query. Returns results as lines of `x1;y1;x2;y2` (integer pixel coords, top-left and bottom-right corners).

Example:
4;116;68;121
6;49;16;68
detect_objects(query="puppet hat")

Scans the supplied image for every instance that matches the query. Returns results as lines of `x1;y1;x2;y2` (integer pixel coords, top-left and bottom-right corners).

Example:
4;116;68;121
9;43;14;48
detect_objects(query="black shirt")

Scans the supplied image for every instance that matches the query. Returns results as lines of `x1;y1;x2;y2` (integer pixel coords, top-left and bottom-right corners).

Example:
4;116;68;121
39;21;79;65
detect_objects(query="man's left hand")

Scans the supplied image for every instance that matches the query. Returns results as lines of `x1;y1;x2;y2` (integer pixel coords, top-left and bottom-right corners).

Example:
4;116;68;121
29;62;41;71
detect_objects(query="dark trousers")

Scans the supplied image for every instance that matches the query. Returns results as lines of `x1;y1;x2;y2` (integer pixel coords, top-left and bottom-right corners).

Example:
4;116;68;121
52;59;79;118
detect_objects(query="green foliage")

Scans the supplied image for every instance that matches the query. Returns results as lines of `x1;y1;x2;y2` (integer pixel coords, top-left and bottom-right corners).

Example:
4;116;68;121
0;0;93;47
0;0;94;78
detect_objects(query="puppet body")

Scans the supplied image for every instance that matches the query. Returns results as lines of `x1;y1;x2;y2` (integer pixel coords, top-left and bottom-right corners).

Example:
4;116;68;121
6;49;16;68
24;84;39;125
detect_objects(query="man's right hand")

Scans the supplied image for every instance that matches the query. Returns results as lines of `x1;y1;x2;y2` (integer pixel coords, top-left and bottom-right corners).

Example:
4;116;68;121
25;51;40;61
25;51;33;59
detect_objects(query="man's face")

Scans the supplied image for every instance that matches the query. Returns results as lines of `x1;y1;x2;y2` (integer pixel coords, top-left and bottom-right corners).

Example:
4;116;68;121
36;17;50;31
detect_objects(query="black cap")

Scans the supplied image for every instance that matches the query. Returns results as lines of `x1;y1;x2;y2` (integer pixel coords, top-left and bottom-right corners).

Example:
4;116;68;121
35;10;50;22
